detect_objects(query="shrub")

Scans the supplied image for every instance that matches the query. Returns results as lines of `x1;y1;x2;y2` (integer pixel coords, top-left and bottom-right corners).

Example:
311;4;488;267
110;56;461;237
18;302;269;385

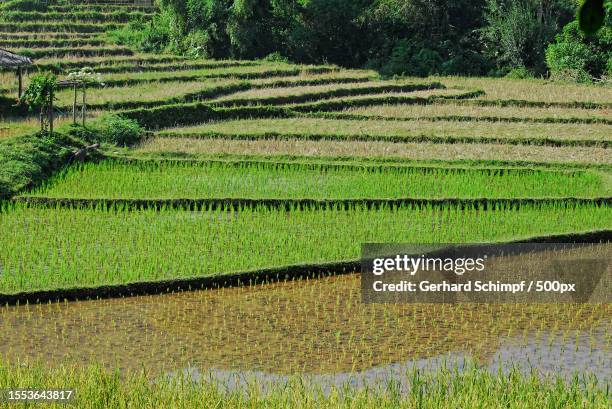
441;50;491;76
481;0;574;74
545;9;612;82
263;51;289;63
97;115;144;147
505;66;535;79
379;40;442;77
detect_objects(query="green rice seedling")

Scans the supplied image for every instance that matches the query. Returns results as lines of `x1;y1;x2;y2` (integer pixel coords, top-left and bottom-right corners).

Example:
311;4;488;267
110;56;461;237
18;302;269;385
0;360;609;408
24;159;609;200
0;201;609;293
0;274;608;377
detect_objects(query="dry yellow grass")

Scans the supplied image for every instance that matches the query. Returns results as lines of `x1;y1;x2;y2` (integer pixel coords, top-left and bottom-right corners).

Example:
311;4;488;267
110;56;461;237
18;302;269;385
160;117;612;141
282;88;471;106
345;102;612;120
212;79;424;102
430;76;612;103
53;79;236;107
0;115;84;139
136;137;612;165
33;54;184;66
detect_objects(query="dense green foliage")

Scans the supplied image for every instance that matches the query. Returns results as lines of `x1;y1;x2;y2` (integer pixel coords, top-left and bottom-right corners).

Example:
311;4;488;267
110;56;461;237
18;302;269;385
19;73;57;112
0;0;48;12
546;1;611;81
3;0;608;79
110;0;612;79
480;0;575;76
0;133;77;200
96;115;144;146
0;201;609;293
26;160;607;199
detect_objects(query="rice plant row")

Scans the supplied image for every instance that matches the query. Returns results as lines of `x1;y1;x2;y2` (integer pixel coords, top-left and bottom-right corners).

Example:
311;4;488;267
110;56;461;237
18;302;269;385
24;160;609;200
0;201;609;294
0;362;609;409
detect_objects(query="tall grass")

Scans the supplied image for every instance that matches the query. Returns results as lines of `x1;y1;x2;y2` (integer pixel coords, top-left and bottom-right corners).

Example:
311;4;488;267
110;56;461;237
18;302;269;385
0;202;610;293
0;362;608;409
26;160;608;200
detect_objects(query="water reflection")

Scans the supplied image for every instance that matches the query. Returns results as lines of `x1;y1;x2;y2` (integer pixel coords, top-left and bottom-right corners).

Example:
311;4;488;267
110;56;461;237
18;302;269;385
0;274;609;382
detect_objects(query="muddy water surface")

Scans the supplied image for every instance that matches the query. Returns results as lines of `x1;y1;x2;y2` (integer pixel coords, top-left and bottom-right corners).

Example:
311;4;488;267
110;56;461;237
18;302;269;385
0;274;609;382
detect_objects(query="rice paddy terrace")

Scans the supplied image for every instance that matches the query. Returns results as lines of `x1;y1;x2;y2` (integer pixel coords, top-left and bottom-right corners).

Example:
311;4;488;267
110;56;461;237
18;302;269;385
0;0;611;403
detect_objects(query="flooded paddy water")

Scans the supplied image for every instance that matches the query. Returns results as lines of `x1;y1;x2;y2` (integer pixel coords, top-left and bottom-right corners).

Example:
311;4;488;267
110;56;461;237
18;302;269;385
0;274;609;389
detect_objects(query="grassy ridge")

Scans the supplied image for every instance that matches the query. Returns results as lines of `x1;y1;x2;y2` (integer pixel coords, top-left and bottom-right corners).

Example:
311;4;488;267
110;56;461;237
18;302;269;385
15;46;133;59
23;160;608;200
137;137;612;166
119;91;476;129
0;22;119;32
155;131;609;148
122;105;295;128
0;133;81;200
115;151;612;171
52;76;375;111
315;111;612;125
154;116;611;147
0;38;106;48
290;90;484;112
210;83;445;107
95;69;365;88
439;98;612;110
0;201;609;293
343;102;612;121
0;11;149;23
31;55;190;73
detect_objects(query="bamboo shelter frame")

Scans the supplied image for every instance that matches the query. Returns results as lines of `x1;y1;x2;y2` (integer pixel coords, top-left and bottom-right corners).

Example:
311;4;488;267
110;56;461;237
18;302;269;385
0;49;33;99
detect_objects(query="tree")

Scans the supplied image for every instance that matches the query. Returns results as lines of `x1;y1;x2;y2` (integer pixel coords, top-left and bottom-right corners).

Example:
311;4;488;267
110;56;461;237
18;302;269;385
19;73;57;134
579;0;606;34
481;0;574;75
546;1;611;81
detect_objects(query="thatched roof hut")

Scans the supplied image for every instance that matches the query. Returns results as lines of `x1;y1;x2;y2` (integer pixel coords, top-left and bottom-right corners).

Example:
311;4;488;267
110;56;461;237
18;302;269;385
0;48;33;98
0;48;32;68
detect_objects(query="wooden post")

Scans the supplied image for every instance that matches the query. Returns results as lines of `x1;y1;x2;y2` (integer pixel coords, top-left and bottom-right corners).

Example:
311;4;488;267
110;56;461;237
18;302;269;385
48;88;54;136
82;83;86;126
73;83;77;124
17;66;23;99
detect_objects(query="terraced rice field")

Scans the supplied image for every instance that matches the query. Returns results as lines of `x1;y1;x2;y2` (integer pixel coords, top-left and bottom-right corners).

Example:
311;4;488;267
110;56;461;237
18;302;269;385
1;201;610;294
22;160;610;200
0;0;610;404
